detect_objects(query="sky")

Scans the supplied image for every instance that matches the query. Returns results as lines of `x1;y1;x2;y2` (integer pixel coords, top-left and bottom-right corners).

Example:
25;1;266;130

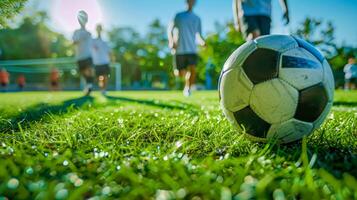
25;0;357;47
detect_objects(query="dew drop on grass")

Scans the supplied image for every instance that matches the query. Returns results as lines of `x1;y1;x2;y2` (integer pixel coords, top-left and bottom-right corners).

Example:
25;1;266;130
273;189;285;200
117;118;124;127
102;186;111;196
63;160;69;166
156;190;174;200
74;179;83;187
55;189;68;200
176;188;187;199
175;141;183;149
8;147;14;154
116;165;121;171
216;176;224;183
26;167;34;175
7;178;19;189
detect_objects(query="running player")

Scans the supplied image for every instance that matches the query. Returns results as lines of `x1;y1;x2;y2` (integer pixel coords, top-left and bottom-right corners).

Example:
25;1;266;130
233;0;290;40
168;0;206;97
73;10;95;96
92;24;111;95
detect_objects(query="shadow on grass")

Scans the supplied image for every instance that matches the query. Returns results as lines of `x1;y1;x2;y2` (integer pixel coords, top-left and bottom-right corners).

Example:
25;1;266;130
333;101;357;107
0;96;94;132
105;95;199;113
271;142;357;178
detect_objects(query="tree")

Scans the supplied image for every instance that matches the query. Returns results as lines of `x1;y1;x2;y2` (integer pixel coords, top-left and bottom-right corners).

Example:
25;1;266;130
294;18;336;58
108;19;173;87
0;0;27;28
0;11;73;60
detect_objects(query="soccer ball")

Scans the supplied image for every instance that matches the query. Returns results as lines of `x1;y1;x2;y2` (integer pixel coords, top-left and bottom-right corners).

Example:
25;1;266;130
219;35;334;143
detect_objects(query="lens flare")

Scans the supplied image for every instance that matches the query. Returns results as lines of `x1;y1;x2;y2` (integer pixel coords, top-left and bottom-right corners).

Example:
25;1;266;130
51;0;104;34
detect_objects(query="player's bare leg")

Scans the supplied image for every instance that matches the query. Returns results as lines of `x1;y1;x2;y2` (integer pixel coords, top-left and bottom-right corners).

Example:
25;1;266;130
183;65;196;97
248;30;261;40
98;75;108;95
83;67;94;96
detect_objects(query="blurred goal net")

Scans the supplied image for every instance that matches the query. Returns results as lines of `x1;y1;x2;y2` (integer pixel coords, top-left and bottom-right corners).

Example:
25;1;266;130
0;58;121;91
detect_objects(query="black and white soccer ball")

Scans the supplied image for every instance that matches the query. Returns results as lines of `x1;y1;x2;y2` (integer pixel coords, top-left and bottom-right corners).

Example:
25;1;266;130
219;35;334;143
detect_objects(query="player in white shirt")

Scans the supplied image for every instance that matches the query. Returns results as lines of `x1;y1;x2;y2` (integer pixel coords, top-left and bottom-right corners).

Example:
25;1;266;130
92;24;111;95
168;0;206;97
73;10;95;96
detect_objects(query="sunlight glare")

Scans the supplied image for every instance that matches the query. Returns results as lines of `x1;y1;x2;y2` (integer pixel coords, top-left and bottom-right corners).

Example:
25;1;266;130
51;0;105;34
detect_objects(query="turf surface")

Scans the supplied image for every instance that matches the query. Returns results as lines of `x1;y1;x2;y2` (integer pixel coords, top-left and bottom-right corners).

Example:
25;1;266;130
0;91;356;199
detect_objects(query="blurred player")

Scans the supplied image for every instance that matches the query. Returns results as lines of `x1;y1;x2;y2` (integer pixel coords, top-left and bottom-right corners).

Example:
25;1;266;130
0;68;9;92
233;0;290;40
50;68;60;91
92;24;111;95
73;10;95;96
17;74;26;91
344;57;357;90
168;0;206;97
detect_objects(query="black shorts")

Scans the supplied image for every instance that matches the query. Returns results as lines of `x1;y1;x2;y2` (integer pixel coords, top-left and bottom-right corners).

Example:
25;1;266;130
174;54;198;70
346;78;357;84
77;57;93;73
95;64;110;76
241;15;271;37
1;82;7;87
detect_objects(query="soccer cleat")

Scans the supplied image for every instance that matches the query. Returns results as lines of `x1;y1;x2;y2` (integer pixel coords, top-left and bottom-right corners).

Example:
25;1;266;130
183;87;191;97
84;84;93;96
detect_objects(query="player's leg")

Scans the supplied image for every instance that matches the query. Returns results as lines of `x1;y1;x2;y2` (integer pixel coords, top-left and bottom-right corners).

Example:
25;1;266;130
183;54;198;96
258;16;272;36
1;82;5;92
242;16;261;40
82;59;95;95
186;64;196;91
345;79;351;90
174;54;188;90
97;65;110;95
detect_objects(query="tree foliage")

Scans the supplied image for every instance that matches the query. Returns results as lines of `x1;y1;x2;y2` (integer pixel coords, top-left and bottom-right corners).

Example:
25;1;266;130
0;0;27;28
108;19;173;87
0;11;73;60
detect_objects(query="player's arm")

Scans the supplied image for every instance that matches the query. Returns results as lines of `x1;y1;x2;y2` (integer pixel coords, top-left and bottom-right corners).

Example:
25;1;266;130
72;31;80;45
233;0;243;32
196;18;206;47
167;17;177;50
279;0;290;25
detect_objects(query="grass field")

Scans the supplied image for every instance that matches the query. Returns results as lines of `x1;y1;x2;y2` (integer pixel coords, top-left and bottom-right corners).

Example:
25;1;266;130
0;90;356;199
